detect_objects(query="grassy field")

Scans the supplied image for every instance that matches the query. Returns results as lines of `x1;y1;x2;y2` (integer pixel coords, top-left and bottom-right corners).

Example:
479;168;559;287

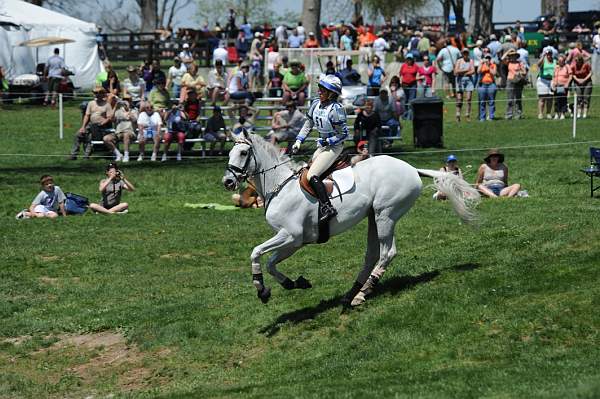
1;91;600;398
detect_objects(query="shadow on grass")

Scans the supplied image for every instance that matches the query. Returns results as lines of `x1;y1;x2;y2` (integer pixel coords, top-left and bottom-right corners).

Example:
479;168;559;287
259;262;481;337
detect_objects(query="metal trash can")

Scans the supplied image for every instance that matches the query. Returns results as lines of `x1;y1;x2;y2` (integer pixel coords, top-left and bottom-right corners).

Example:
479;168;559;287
411;96;444;148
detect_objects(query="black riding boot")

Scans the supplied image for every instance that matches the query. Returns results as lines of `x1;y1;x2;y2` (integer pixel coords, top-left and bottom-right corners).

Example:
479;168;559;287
309;176;337;222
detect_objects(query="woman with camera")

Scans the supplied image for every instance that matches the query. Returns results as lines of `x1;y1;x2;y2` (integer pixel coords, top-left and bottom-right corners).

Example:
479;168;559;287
89;163;135;214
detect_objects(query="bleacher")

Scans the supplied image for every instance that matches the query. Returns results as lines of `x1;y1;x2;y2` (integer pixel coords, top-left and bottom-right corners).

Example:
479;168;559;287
89;97;402;157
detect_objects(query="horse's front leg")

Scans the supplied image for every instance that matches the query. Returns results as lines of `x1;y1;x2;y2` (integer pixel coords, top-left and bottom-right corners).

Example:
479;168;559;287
267;246;312;290
251;229;299;303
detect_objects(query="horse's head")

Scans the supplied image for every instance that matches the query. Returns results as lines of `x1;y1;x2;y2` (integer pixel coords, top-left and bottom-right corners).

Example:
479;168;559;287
223;131;255;191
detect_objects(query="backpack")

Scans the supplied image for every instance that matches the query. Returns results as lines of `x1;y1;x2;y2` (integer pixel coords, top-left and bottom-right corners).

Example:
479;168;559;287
65;192;89;215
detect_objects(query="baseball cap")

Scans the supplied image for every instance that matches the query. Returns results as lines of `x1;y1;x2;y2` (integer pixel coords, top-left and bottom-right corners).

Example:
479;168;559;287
183;43;190;48
446;154;458;162
405;53;414;59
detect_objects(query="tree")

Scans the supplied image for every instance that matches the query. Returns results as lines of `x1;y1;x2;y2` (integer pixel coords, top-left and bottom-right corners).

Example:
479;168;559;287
196;0;273;27
361;0;428;19
468;0;494;36
450;0;465;32
302;0;321;41
541;0;568;16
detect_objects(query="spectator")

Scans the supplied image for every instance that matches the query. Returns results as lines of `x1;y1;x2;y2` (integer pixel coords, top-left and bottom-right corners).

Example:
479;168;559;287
504;48;527;120
148;78;171;116
122;65;145;105
353;98;381;154
266;62;284;97
552;55;572;119
102;69;120;96
296;21;305;42
180;63;206;103
372;33;389;68
207;59;230;105
516;41;530;69
374;89;400;139
275;23;288;48
267;101;305;152
249;32;266;89
44;48;65;106
475;149;520;198
537;50;556;119
266;40;280;72
96;60;115;88
399;53;418;118
339;59;361;86
143;60;166;94
324;60;337;76
593;29;600;54
436;38;460;99
472;40;484;86
182;89;202;145
166;57;187;99
486;34;502;63
287;28;302;48
477;54;497;121
388;75;405;118
95;27;107;60
454;48;475;122
213;41;229;66
103;98;138;162
162;105;188;161
178;43;194;69
240;17;252;39
304;32;319;48
417;55;436;98
351;140;370;166
136;102;163;162
572;55;592;118
204;105;228;155
282;60;308;106
368;55;386;93
407;31;421;60
340;28;353;51
228;61;254;104
71;87;113;160
232;104;258;132
417;32;431;61
89;163;135;214
226;8;237;38
433;154;463;200
235;30;250;60
566;41;591;66
17;175;66;219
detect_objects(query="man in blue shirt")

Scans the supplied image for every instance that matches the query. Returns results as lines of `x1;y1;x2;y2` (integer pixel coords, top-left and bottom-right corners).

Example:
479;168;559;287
339;59;361;86
287;28;302;48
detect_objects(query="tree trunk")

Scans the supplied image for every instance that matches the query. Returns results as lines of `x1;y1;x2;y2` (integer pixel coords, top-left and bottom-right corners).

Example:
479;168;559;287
441;0;450;33
353;0;362;24
138;0;158;32
468;0;494;36
302;0;321;42
451;0;465;33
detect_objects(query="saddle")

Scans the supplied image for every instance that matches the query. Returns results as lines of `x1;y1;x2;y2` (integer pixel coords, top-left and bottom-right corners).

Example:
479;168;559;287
299;154;351;198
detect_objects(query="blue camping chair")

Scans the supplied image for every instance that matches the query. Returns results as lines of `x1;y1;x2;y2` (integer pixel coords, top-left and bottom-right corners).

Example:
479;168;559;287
581;147;600;197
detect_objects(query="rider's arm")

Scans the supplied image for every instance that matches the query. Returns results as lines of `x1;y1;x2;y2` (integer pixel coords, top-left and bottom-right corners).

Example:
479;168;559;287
295;100;318;143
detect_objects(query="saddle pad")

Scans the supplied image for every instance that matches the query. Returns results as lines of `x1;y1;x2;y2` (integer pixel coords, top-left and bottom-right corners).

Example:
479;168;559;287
329;166;355;198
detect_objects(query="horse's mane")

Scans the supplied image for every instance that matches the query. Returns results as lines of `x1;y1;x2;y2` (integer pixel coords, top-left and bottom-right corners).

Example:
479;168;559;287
249;134;300;172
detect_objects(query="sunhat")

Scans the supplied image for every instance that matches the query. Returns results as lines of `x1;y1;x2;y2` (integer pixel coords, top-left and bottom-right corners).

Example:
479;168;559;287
484;148;504;163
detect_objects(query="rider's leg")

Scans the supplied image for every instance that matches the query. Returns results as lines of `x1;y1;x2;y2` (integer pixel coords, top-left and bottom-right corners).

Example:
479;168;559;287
307;144;343;221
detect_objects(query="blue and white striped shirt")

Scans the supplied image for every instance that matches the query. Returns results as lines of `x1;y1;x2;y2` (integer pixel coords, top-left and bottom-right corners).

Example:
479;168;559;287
296;99;349;146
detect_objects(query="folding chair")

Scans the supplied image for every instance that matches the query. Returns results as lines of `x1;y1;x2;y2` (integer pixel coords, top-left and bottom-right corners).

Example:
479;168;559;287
581;147;600;197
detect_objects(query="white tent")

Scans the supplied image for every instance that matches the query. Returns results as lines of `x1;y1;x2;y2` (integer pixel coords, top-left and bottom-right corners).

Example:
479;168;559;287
0;0;102;88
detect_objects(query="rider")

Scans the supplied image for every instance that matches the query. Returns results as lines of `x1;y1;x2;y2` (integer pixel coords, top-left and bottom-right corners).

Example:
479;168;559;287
292;75;349;222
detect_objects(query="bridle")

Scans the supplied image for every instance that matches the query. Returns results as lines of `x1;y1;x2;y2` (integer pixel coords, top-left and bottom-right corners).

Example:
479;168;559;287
226;138;295;210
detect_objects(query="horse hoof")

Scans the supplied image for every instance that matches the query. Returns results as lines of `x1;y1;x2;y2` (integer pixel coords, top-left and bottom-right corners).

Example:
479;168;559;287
350;292;366;307
294;276;312;289
258;286;271;304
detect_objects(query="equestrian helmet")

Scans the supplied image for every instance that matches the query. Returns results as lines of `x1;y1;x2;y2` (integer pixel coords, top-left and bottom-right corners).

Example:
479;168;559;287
318;75;342;96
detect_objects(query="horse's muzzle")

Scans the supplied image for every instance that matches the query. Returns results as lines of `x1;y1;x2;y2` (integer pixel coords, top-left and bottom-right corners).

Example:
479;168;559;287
223;176;237;191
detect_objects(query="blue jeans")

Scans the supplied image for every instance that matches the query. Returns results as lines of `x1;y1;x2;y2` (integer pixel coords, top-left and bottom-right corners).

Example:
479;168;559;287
172;83;181;99
230;91;254;105
478;83;496;120
382;117;400;137
402;84;417;120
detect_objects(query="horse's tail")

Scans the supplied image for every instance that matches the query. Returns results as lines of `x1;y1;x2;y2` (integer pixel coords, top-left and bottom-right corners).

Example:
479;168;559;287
417;169;481;225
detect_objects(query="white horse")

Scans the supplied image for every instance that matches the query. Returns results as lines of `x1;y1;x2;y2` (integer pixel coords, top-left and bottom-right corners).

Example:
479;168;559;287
223;132;480;307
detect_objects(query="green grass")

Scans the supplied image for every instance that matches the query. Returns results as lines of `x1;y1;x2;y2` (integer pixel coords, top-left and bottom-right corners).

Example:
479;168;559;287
1;91;600;398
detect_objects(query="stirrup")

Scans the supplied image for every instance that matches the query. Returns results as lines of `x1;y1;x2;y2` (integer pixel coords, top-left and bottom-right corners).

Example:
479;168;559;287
319;204;337;221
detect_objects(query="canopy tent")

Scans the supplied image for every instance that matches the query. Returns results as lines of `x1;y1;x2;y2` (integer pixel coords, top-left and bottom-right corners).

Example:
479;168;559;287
0;0;102;88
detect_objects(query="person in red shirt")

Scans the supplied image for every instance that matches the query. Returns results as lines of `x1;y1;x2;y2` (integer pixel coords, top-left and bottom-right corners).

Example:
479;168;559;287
417;55;437;97
304;32;319;48
399;53;419;119
572;55;592;118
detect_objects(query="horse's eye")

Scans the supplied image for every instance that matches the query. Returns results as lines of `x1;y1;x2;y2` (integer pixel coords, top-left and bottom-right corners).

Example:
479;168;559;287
240;151;248;156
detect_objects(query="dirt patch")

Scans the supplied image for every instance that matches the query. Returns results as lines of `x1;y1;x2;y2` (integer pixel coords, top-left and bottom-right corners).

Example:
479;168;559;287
160;253;195;259
38;276;80;286
37;255;61;262
2;335;32;346
37;331;168;391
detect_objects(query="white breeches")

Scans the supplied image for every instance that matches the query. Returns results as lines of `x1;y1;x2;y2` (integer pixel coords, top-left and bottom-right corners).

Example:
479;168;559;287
307;143;344;179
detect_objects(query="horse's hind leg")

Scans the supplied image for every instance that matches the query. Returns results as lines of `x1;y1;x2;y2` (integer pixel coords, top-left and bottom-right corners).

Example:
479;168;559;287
351;214;398;307
342;208;380;305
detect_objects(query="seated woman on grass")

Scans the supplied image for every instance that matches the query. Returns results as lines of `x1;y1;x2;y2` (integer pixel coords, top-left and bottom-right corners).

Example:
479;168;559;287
89;163;135;214
475;149;520;198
